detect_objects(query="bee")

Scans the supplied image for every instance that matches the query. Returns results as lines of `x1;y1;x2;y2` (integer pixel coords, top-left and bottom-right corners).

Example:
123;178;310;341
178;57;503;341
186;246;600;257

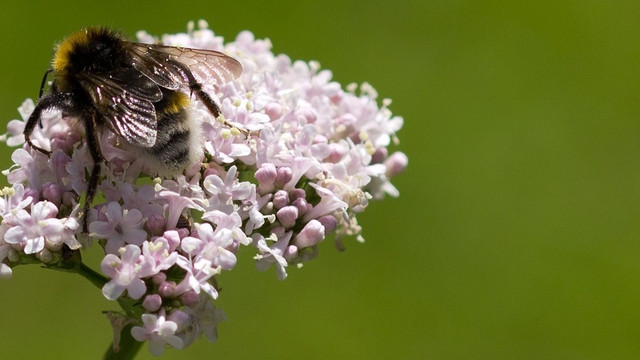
23;27;242;231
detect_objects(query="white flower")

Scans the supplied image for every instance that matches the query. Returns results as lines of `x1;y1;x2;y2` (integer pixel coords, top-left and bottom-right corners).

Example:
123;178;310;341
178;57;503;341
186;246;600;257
131;311;184;356
4;201;59;254
101;244;154;300
89;202;147;254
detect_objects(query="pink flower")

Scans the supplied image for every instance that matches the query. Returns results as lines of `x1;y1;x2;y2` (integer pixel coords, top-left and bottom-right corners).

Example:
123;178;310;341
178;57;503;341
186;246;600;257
293;220;325;248
131;311;184;356
254;232;292;281
142;237;178;273
181;222;238;270
0;183;33;218
176;255;220;299
101;244;154;300
4;201;59;254
89;202;147;254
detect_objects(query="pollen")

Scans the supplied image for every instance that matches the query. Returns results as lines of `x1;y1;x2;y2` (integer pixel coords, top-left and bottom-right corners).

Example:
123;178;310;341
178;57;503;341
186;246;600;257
359;131;369;142
221;129;232;139
2;187;14;196
365;140;376;155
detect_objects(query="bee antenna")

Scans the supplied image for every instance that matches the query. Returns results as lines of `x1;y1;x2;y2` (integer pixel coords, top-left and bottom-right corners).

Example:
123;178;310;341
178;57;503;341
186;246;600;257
38;68;54;99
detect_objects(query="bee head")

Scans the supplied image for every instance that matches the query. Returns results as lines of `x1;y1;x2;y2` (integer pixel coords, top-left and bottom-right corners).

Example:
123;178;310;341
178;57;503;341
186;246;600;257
53;27;127;75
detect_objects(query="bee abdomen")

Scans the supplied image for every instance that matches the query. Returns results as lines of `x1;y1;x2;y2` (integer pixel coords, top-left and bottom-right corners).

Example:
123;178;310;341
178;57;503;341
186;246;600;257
149;112;193;169
131;102;204;177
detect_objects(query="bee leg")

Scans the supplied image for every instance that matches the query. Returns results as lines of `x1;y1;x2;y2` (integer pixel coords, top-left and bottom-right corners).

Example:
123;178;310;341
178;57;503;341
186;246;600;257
25;135;52;156
189;83;221;117
24;99;53;155
23;92;74;155
82;110;104;233
38;68;54;100
190;83;249;136
170;59;249;137
37;69;55;129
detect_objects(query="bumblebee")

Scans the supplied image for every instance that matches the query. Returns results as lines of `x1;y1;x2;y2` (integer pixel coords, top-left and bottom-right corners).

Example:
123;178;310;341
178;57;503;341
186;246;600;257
23;27;242;230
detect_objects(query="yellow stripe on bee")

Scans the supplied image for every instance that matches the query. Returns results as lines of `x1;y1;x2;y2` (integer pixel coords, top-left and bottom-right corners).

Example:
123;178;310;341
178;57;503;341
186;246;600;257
52;29;91;72
161;92;190;114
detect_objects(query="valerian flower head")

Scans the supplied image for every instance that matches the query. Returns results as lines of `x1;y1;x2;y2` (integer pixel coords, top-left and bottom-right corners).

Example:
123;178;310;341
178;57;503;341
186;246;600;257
0;20;406;355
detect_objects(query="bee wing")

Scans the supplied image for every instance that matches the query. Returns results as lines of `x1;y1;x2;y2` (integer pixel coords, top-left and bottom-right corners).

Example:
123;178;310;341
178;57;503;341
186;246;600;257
79;69;159;147
102;67;164;102
126;42;243;88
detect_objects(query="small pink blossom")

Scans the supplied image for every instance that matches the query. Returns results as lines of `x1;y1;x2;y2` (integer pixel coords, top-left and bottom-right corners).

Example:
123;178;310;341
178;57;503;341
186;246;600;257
101;244;154;300
89;202;147;254
176;256;220;299
142;237;178;273
4;201;59;254
293;220;325;248
131;311;184;356
254;232;292;281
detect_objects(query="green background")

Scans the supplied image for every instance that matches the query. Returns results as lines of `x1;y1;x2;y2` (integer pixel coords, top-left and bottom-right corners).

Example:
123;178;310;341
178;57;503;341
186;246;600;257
1;0;639;359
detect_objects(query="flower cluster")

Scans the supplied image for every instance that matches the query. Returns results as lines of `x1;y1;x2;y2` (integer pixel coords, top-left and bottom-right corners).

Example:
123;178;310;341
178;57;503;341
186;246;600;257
0;21;407;356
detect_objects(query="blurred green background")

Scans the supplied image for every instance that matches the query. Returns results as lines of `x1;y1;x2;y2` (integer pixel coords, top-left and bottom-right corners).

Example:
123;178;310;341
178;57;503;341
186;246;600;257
1;0;640;359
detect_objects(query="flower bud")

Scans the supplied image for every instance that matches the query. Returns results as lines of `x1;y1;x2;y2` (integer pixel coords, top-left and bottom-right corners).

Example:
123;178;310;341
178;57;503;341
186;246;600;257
272;190;289;209
297;107;316;123
317;215;338;235
180;290;200;307
385;151;408;178
289;188;306;201
38;248;53;263
276;205;299;229
158;281;176;298
292;197;310;216
293;220;325;248
24;187;39;202
143;294;162;312
284;245;298;260
274;167;292;188
42;182;61;205
176;228;190;240
371;147;388;164
152;272;167;285
145;213;166;236
265;102;283;120
255;163;277;194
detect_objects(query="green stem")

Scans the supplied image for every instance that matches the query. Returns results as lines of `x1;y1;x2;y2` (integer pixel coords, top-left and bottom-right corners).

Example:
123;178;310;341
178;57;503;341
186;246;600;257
71;258;142;359
103;324;143;360
45;250;144;359
76;262;109;289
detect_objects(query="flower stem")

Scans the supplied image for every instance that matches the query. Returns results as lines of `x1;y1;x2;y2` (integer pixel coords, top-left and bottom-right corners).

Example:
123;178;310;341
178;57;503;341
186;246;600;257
77;262;109;289
103;324;143;360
